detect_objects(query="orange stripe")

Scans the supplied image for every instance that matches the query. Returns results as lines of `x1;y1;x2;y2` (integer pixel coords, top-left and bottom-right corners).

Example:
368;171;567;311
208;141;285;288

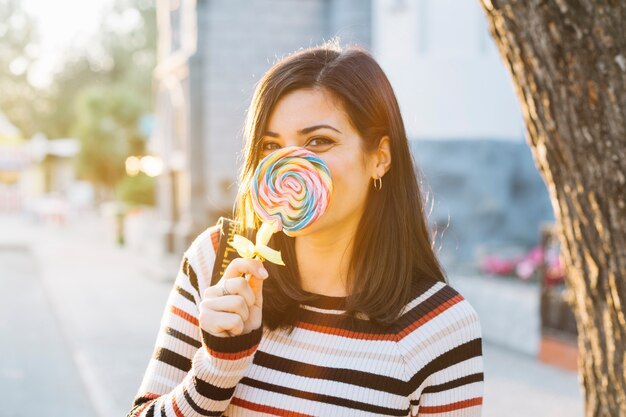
397;294;463;340
135;402;152;416
231;397;315;417
206;342;260;360
294;294;463;341
135;393;160;415
170;305;199;326
297;322;397;340
419;396;483;414
172;396;186;417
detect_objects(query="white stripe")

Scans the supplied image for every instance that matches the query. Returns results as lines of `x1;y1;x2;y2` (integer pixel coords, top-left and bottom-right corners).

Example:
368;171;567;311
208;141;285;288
419;380;483;405
158;311;198;339
167;286;199;315
399;300;480;347
181;367;234;411
259;330;406;378
144;363;181;389
160;329;201;353
415;403;482;417
243;363;407;407
262;326;402;362
279;323;399;355
193;345;255;379
233;383;410;417
299;304;349;315
399;281;448;316
426;356;484;386
398;303;482;372
187;226;218;284
173;269;201;301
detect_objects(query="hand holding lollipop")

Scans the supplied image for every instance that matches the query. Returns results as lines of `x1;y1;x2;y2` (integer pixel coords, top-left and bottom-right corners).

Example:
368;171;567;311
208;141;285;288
229;145;334;265
210;146;332;336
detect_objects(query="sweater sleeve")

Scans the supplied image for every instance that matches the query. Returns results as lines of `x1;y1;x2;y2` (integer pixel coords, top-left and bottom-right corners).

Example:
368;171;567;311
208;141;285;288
396;282;484;417
126;225;263;417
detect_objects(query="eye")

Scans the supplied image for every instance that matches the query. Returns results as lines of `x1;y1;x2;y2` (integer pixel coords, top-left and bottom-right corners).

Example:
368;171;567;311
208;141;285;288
307;137;334;147
261;141;280;152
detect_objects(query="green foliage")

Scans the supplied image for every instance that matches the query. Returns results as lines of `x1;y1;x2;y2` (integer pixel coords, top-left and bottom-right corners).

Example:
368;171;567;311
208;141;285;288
60;0;156;193
115;172;156;206
0;0;156;140
1;0;157;199
72;85;147;188
0;0;44;137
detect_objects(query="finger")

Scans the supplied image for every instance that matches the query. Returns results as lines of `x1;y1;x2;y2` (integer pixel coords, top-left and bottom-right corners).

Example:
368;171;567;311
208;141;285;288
221;257;268;282
246;272;265;304
202;295;250;322
203;276;255;306
198;308;230;337
223;277;256;307
200;310;244;336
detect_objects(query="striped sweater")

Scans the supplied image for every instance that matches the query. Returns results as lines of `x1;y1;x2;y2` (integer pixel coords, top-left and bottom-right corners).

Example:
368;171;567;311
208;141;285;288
127;224;484;417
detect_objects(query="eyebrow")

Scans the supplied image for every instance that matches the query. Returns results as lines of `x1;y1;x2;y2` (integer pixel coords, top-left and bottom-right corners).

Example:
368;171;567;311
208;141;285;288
262;124;342;137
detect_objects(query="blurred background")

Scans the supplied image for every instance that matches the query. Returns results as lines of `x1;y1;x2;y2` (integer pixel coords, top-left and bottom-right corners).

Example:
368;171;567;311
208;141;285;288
0;0;582;416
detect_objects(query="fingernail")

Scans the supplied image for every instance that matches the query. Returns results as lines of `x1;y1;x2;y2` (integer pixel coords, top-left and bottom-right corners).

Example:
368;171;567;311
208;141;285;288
258;267;268;278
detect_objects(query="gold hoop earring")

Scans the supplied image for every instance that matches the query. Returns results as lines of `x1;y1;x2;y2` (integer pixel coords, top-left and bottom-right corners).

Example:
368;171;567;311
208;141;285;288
373;177;382;191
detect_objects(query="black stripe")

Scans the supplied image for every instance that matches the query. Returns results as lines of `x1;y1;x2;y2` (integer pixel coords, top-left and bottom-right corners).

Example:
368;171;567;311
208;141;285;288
194;377;236;401
165;327;201;348
410;277;443;297
406;338;483;394
239;376;410;416
183;386;223;416
128;394;156;417
153;347;192;373
300;293;347;310
130;394;153;408
160;402;166;417
296;308;394;335
182;256;201;301
423;372;484;394
201;325;262;354
397;284;460;328
176;285;196;304
296;284;459;336
145;401;156;417
252;350;407;395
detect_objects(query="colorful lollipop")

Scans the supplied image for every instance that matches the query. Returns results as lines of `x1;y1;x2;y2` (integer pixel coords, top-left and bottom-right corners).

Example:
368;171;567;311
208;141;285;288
229;146;333;267
251;146;333;237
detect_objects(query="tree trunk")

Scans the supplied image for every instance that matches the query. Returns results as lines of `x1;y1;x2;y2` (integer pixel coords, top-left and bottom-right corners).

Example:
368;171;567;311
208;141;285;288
477;1;626;415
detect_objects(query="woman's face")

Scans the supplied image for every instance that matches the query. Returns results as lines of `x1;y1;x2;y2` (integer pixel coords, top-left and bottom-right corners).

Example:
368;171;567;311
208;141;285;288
259;88;379;237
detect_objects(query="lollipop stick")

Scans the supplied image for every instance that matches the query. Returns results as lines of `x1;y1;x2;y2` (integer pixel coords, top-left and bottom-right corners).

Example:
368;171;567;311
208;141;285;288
229;221;285;266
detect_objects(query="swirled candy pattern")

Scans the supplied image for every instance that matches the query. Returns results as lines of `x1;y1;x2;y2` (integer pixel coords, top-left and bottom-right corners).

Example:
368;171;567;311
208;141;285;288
251;146;333;236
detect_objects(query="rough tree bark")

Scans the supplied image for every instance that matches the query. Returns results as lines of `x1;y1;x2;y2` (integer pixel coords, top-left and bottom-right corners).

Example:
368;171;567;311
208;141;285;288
477;1;626;416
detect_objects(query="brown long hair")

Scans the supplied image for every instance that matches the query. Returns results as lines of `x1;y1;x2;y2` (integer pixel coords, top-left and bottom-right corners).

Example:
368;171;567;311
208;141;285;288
233;39;447;332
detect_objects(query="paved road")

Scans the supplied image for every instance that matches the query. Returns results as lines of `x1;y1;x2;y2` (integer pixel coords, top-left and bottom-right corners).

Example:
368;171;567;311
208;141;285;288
0;212;584;417
0;246;97;416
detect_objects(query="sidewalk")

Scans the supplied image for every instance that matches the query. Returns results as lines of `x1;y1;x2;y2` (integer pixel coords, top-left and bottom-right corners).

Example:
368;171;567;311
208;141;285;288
0;211;584;417
0;211;177;417
0;245;97;416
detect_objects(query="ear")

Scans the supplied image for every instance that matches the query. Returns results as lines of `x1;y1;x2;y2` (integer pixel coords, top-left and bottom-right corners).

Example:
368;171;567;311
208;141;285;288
372;135;391;178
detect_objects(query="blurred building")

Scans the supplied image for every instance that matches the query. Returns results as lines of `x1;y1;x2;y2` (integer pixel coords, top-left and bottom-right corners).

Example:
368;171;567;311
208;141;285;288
0;110;28;211
153;0;554;265
153;0;370;255
373;0;554;265
0;117;83;218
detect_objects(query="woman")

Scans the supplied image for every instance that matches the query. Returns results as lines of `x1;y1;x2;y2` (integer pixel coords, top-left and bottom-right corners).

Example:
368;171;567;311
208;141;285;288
127;41;484;417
